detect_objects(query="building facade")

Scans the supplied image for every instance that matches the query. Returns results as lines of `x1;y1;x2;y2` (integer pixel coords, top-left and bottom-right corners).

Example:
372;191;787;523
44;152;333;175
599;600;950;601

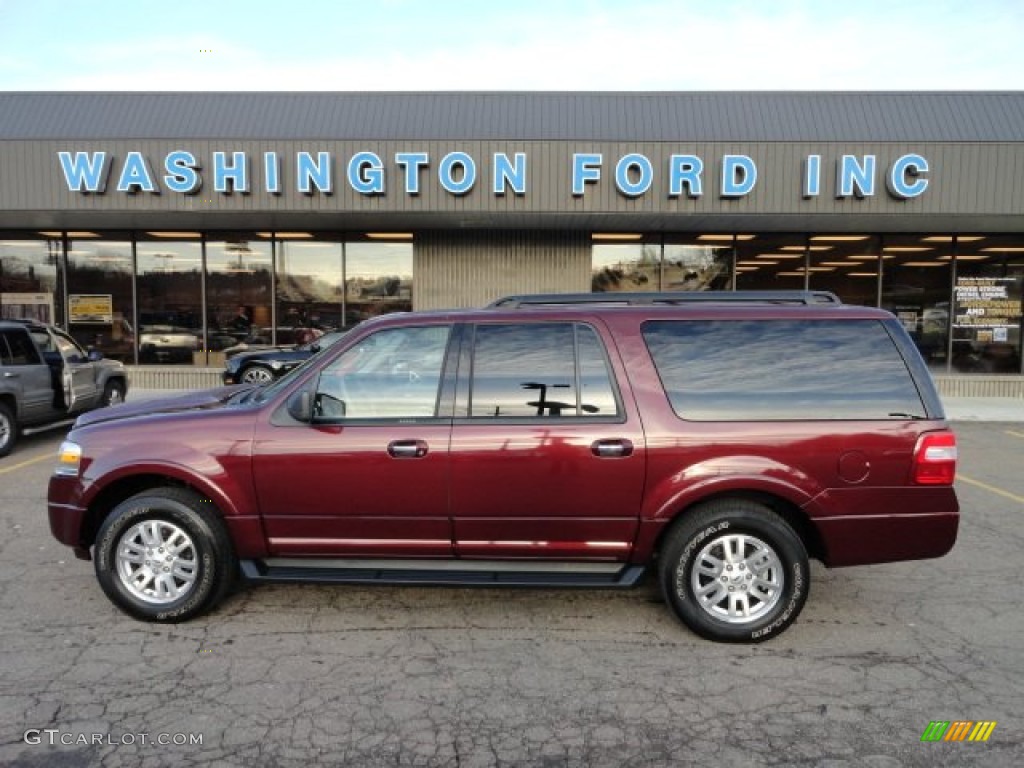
0;92;1021;377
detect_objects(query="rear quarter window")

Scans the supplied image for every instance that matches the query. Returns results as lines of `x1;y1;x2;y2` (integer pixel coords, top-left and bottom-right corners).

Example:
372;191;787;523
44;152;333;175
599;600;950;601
642;319;925;420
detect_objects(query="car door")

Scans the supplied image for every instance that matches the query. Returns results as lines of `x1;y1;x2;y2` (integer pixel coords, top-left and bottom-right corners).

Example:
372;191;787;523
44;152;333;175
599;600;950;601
0;329;54;423
449;320;646;561
51;329;99;411
251;323;456;557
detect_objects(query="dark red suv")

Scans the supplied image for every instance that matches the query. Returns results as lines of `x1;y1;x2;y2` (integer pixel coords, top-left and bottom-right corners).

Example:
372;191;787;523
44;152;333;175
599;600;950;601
47;292;959;642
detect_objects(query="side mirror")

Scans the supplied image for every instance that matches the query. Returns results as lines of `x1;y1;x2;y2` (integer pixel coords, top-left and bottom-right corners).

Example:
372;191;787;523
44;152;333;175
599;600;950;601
87;349;104;362
286;390;313;423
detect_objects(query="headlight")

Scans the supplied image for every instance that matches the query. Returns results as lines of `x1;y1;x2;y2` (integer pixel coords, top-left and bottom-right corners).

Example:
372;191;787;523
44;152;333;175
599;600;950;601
55;441;82;477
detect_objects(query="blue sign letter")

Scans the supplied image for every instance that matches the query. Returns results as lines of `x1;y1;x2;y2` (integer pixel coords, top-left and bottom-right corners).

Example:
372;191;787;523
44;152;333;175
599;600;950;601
721;155;757;198
887;153;929;199
58;151;111;193
348;152;385;195
803;155;821;198
572;153;602;196
297;152;332;195
493;152;526;195
669;155;703;198
164;151;201;194
837;155;876;198
264;152;281;195
213;151;249;194
439;152;476;195
117;152;157;193
615;154;653;197
396;152;429;194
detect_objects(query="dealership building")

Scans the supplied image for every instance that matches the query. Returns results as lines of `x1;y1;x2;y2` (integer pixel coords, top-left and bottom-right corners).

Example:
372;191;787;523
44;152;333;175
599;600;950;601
0;91;1022;392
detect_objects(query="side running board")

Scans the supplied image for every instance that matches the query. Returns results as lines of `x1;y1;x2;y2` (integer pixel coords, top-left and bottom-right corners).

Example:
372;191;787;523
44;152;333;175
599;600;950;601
240;558;646;589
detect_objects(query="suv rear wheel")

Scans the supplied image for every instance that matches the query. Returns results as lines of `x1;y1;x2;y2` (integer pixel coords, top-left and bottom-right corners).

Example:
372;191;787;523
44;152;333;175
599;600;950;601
93;487;236;622
659;499;809;642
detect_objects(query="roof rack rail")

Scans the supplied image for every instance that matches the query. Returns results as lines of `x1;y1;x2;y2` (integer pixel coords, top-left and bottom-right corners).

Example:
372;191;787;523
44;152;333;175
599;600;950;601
486;291;842;308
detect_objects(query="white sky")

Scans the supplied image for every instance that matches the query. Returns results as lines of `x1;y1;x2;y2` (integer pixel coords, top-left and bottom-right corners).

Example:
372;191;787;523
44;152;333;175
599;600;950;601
1;0;1022;91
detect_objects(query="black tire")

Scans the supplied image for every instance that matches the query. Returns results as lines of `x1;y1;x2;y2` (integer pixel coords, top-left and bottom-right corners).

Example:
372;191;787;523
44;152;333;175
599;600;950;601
0;401;17;458
658;499;809;643
93;487;236;622
101;379;126;407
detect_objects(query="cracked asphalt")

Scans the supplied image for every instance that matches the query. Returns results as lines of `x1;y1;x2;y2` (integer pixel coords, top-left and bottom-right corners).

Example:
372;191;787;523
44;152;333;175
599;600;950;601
0;422;1022;767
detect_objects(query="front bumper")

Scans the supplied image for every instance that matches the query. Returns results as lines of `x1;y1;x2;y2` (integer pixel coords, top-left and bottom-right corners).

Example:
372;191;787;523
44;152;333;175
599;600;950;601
48;474;89;557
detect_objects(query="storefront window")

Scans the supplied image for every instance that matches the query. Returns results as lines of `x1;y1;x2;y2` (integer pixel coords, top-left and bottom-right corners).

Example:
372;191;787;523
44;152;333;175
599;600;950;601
135;235;204;365
205;235;273;359
807;235;880;306
591;239;660;292
663;235;732;291
275;237;343;333
345;240;413;327
0;234;62;324
881;234;952;371
953;235;1023;374
734;234;806;290
65;236;135;362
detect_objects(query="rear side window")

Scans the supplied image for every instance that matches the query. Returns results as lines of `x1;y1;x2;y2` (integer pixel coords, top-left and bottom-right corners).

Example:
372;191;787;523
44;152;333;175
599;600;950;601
642;319;925;420
465;322;620;418
0;330;42;366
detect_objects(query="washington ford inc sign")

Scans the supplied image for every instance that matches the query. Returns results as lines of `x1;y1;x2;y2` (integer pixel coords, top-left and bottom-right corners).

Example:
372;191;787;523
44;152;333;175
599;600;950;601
57;150;930;200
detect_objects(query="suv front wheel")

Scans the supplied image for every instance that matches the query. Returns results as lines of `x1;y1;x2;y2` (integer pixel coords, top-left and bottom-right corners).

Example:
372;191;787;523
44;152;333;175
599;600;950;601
659;499;809;642
93;487;236;622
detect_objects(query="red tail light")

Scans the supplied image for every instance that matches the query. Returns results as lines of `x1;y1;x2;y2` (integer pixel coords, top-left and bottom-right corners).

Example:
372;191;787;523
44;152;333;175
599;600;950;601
912;431;958;485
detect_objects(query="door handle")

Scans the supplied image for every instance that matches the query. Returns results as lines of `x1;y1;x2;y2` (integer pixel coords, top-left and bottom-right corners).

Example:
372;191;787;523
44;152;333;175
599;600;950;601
3;371;18;378
387;439;429;458
591;439;633;458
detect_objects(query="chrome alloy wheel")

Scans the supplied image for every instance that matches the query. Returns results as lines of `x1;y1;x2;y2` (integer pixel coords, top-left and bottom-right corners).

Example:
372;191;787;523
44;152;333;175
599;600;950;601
241;367;274;384
690;533;783;624
116;520;198;604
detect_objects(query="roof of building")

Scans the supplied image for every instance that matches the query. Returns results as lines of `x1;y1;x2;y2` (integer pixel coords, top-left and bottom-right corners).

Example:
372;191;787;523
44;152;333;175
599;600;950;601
2;91;1024;142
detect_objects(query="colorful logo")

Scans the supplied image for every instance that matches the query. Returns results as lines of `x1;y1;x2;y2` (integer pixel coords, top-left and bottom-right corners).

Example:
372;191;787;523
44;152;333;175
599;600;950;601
921;721;997;742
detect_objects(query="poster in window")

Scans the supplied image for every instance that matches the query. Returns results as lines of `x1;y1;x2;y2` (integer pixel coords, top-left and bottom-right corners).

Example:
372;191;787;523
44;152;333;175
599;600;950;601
69;294;114;324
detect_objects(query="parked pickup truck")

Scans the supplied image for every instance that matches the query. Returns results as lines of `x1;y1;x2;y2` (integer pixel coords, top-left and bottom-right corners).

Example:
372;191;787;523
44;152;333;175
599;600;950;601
0;319;127;457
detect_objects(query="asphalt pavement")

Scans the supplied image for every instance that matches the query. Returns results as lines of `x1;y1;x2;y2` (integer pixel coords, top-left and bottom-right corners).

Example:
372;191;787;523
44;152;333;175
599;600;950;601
0;396;1021;766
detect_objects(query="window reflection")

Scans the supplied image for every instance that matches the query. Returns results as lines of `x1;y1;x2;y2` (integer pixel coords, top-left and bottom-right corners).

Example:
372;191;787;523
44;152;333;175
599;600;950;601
881;235;951;371
136;238;203;365
65;237;135;361
205;236;273;359
276;239;343;333
663;236;732;291
345;241;413;326
592;242;660;292
643;320;925;420
0;235;62;324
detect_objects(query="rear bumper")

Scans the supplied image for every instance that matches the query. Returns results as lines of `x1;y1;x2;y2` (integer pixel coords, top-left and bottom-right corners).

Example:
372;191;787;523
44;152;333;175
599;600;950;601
816;512;959;567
